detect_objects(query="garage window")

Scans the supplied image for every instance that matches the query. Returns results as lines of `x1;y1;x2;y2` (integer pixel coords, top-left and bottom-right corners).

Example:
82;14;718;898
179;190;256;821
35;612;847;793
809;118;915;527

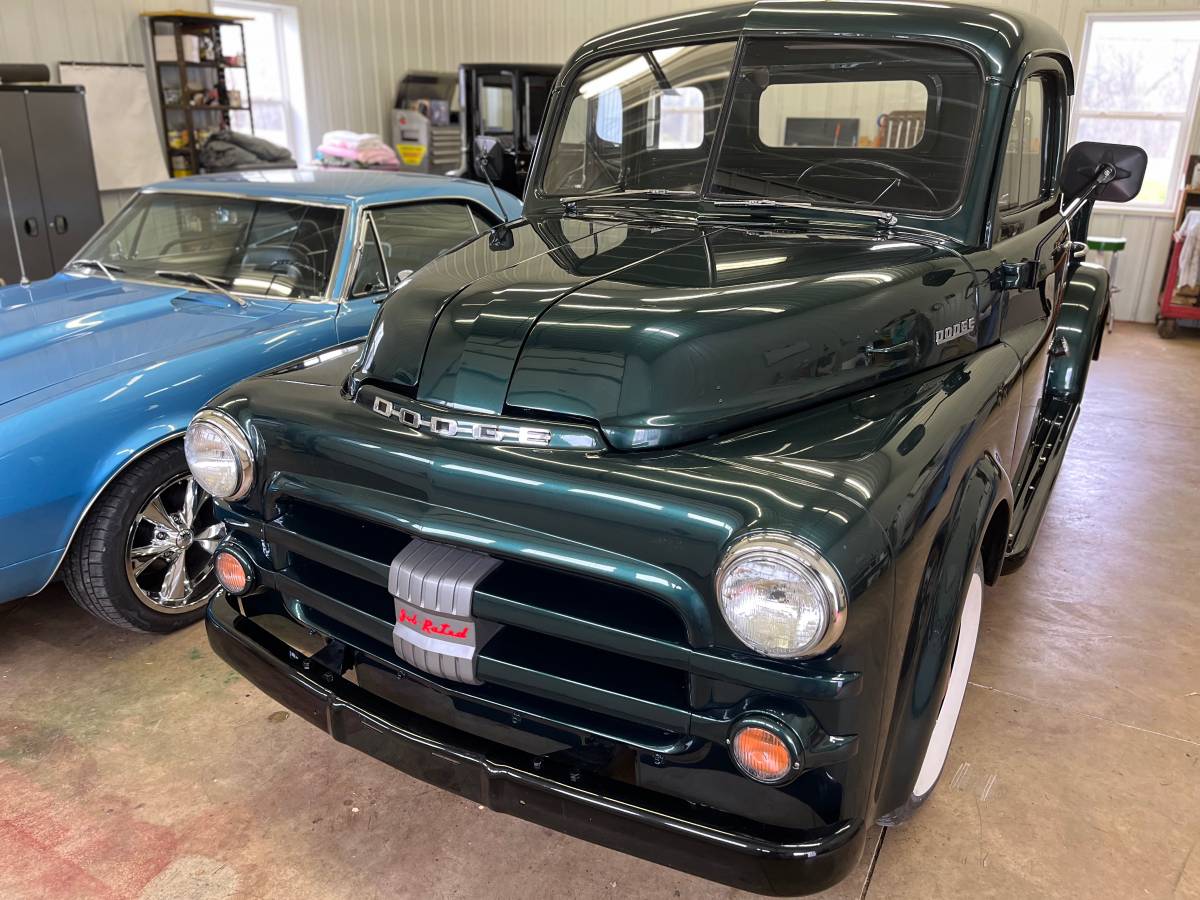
213;1;310;161
1072;14;1200;209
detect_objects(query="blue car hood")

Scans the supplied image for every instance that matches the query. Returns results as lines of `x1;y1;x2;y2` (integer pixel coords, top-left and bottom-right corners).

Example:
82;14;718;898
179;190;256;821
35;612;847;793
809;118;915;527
0;274;291;407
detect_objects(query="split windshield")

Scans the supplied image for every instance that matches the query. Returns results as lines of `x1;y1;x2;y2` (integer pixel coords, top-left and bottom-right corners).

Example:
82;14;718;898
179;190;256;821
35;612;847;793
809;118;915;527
539;38;985;215
72;192;345;299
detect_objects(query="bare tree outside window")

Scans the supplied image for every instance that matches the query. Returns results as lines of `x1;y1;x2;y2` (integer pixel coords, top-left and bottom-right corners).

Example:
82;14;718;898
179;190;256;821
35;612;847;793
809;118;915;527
1072;16;1200;208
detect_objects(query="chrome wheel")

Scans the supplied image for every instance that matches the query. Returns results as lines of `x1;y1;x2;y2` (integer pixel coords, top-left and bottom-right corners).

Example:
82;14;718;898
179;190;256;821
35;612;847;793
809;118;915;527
124;474;223;613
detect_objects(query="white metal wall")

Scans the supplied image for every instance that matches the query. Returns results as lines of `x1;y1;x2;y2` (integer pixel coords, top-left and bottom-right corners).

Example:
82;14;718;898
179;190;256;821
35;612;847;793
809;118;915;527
1;0;1198;319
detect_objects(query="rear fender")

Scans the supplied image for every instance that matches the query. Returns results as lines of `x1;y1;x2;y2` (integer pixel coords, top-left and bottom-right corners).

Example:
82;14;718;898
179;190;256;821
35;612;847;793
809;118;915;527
1047;262;1110;404
873;452;1009;816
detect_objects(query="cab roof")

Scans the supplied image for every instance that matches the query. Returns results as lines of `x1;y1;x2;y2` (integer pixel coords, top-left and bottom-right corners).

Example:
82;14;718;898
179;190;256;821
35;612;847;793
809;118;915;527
575;0;1073;90
141;168;509;209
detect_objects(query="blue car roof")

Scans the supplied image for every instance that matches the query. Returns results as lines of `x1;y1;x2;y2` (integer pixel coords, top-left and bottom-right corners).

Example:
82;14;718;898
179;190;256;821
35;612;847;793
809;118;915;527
141;168;511;209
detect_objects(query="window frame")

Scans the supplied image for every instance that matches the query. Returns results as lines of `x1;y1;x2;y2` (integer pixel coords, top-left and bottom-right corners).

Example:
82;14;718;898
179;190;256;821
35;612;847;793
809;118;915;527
996;74;1056;216
346;198;499;300
212;0;311;161
1069;10;1200;214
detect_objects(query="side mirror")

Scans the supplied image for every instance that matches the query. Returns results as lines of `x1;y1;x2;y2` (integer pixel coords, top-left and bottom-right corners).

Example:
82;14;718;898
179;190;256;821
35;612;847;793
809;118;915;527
1061;141;1148;204
473;136;505;184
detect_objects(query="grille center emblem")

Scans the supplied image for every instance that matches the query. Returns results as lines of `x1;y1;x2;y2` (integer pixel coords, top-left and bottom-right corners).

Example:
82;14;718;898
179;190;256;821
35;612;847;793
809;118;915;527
388;538;502;685
372;396;552;447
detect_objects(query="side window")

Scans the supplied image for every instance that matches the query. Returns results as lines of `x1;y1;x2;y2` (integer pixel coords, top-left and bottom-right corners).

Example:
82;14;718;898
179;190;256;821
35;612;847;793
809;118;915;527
998;77;1049;211
523;75;553;150
479;77;514;134
350;201;487;297
594;87;623;144
648;87;705;149
350;221;386;296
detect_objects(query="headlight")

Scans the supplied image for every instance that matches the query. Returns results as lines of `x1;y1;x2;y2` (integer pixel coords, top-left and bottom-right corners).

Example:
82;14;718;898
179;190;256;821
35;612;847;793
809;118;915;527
715;532;847;658
184;409;254;501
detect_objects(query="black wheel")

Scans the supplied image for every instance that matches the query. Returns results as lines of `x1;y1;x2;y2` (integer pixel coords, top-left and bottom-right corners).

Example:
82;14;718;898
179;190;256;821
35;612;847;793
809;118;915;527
878;556;984;826
1156;317;1179;339
62;441;224;632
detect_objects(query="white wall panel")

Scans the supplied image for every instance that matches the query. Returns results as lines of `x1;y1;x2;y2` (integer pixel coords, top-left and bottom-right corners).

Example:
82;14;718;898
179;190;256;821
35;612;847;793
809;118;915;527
1;0;1198;319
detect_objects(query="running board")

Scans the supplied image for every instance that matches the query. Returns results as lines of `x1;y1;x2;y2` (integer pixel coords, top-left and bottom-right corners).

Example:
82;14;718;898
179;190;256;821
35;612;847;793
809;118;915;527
1003;400;1081;573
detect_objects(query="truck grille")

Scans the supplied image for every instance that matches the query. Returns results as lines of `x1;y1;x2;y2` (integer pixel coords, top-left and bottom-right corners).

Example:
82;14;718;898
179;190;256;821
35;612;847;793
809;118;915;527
232;494;859;750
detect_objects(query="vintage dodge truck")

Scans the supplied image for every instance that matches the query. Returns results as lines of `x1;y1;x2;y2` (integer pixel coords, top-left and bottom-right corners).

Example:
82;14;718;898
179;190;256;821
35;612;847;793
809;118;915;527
188;2;1146;893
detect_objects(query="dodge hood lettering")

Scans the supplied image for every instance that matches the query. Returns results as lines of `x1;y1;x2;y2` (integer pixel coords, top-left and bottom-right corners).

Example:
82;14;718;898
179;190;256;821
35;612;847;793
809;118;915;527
371;395;553;447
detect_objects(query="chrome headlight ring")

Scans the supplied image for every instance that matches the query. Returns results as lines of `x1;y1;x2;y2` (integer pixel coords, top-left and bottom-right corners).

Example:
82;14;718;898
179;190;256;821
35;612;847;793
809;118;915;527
184;408;255;502
714;531;848;659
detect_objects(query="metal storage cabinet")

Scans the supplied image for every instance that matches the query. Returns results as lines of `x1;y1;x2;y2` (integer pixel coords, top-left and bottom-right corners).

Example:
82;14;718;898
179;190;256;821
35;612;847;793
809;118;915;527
0;84;103;285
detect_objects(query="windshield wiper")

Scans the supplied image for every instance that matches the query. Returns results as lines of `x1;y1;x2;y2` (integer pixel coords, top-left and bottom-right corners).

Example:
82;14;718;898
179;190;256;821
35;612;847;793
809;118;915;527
711;198;898;229
561;188;694;205
71;258;124;280
155;270;248;308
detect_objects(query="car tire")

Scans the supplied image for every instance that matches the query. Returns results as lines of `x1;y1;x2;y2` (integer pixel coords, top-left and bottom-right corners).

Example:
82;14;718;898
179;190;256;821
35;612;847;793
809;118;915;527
878;556;984;826
62;441;223;633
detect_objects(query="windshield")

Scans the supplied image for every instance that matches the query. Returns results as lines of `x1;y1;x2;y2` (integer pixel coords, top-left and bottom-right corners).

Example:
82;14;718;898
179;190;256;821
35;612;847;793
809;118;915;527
541;42;737;196
73;192;345;299
540;39;984;215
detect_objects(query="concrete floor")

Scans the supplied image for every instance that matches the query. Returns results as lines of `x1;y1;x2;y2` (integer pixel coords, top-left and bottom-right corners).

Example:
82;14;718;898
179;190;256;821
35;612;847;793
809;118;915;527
2;323;1199;900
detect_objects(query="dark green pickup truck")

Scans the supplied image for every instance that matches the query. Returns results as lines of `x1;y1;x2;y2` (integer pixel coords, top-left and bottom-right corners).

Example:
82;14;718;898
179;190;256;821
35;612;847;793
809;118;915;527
186;2;1146;894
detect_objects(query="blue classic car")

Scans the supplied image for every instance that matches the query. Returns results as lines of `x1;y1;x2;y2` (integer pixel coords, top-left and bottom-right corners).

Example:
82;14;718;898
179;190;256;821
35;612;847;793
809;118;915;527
0;169;518;631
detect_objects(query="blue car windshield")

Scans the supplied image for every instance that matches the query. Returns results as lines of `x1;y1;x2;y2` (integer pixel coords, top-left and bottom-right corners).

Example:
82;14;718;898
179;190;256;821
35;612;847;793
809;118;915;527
72;192;345;299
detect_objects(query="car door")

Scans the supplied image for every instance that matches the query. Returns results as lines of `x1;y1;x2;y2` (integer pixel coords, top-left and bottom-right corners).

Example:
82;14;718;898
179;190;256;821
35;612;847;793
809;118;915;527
978;65;1071;472
336;199;499;340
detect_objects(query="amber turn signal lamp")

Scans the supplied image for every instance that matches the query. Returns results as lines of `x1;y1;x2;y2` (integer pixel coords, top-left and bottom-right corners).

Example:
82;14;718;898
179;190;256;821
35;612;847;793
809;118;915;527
215;548;252;595
729;719;800;784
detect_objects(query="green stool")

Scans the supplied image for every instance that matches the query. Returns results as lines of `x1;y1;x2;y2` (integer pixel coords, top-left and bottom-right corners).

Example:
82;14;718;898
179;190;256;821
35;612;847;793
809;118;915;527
1087;235;1126;331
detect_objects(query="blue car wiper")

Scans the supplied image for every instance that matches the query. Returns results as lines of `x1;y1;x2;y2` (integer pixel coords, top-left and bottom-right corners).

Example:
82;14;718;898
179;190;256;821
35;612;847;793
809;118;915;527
71;258;124;280
156;269;248;309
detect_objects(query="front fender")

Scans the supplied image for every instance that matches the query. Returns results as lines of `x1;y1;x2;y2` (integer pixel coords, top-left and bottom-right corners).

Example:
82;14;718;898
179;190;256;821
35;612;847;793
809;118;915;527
0;318;346;602
872;453;1009;815
1046;261;1110;403
0;396;192;601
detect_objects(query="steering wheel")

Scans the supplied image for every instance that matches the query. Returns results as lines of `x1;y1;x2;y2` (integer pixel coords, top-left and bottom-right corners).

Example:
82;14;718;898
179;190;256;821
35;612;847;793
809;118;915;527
245;243;327;282
796;158;939;207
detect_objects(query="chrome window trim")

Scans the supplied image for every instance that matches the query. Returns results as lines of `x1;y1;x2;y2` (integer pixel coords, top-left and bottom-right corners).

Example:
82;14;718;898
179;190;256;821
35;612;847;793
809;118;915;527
345;195;502;301
137;186;351;209
70;189;354;303
32;432;185;597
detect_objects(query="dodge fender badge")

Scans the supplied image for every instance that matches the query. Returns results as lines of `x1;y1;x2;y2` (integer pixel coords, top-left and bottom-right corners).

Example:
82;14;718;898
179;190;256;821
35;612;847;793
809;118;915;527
372;396;553;447
935;316;977;345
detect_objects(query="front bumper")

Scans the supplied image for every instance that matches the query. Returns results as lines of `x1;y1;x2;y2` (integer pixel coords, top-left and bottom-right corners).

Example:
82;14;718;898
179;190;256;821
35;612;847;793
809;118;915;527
207;593;866;895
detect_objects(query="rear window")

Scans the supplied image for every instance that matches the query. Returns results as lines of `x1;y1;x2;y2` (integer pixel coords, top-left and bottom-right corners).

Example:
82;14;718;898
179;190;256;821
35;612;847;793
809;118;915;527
712;39;985;214
758;81;930;149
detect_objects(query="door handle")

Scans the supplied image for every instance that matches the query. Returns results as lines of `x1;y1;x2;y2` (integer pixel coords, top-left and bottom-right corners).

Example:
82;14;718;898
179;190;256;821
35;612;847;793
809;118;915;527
865;339;916;361
23;217;39;237
52;215;67;235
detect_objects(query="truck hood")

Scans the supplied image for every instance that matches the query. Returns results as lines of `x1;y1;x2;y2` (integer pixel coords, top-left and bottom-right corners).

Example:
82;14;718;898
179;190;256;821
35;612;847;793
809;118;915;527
353;214;980;449
0;274;289;407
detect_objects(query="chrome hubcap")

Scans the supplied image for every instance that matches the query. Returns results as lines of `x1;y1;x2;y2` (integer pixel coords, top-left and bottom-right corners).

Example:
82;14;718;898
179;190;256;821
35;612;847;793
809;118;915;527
125;474;223;613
